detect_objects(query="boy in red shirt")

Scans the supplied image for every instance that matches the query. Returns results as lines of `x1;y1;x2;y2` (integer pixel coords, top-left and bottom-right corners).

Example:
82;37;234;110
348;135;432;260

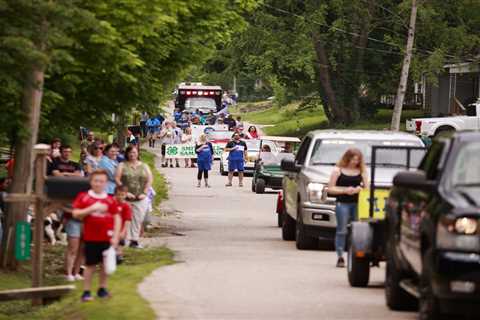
72;170;121;302
114;185;132;263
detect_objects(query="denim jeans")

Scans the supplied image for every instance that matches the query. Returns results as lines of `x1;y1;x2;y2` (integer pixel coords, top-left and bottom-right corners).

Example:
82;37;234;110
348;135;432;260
335;202;357;258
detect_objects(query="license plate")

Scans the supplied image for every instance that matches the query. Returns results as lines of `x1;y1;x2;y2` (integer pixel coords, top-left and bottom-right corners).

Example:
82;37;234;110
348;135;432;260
312;213;329;221
358;189;390;220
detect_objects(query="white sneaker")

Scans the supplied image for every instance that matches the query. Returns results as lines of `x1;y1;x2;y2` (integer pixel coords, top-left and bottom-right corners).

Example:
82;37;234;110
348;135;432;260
74;274;84;281
65;275;75;282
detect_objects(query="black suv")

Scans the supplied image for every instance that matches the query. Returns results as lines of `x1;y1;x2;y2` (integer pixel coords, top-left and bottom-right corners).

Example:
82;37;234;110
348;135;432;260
385;132;480;320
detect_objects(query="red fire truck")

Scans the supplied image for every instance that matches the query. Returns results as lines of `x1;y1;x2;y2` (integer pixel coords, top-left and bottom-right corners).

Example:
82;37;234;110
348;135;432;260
175;83;223;113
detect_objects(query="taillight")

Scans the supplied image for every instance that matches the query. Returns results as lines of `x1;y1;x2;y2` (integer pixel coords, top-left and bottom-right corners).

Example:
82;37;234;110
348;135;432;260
415;120;422;133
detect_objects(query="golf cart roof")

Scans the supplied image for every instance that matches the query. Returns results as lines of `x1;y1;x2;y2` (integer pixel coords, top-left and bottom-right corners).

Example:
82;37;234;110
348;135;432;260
260;136;301;143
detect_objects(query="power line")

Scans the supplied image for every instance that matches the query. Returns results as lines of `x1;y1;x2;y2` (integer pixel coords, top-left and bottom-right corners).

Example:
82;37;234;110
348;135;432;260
260;2;476;62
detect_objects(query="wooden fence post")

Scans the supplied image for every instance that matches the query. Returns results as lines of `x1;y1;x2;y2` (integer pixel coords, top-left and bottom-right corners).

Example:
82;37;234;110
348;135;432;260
32;144;49;305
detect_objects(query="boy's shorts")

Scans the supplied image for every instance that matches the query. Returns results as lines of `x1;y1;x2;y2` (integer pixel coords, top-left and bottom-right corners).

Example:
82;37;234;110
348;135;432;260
228;159;245;172
84;241;111;266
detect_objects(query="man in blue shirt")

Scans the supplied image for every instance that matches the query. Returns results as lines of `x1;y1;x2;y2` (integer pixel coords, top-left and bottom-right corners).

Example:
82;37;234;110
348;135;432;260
225;133;247;187
146;117;161;147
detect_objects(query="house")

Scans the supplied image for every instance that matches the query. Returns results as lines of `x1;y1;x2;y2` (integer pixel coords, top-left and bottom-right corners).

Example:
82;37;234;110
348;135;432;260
423;61;480;116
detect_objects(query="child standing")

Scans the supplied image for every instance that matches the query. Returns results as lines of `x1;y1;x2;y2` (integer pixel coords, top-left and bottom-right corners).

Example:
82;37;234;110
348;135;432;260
113;186;132;263
72;170;121;302
195;134;214;188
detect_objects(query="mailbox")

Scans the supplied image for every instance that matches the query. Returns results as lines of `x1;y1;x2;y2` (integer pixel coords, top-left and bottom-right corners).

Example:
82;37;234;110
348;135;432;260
45;177;90;200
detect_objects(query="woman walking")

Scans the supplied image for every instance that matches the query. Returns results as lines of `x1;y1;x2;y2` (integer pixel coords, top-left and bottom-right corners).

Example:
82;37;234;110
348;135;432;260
327;148;368;268
195;134;214;188
115;146;153;248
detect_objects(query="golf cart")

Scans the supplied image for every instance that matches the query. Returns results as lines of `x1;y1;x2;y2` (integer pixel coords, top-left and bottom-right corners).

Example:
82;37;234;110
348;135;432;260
251;136;301;194
347;145;426;287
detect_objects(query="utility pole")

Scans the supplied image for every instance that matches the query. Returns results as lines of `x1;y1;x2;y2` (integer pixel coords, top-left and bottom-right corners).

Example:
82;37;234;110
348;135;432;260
391;0;418;131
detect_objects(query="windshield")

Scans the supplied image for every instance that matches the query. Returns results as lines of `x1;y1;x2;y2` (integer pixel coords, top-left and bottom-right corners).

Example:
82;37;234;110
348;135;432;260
451;141;480;188
185;98;216;110
261;152;294;165
309;139;425;167
208;131;231;140
245;140;277;152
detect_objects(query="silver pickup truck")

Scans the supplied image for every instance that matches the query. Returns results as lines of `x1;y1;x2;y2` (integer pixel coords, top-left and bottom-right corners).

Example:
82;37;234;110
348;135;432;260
280;130;424;250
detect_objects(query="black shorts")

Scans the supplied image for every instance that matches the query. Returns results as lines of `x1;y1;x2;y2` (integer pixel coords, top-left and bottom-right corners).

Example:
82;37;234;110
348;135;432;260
84;241;111;266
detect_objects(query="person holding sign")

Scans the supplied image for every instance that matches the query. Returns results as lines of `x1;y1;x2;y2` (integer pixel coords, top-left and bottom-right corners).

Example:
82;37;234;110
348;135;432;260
195;134;214;188
225;133;248;187
327;148;368;268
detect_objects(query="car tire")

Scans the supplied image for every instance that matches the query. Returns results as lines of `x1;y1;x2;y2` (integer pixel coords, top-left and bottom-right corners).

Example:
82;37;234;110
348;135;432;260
255;178;266;194
347;239;370;287
385;254;418;310
419;249;441;320
295;211;317;250
220;163;227;176
277;212;283;228
282;210;295;241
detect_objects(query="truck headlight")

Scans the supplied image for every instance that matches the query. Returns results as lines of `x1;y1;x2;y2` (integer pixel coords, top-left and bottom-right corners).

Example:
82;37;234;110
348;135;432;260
454;217;478;235
307;183;325;203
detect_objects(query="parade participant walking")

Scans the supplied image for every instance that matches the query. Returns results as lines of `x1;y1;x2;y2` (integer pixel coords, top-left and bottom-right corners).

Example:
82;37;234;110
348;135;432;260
115;146;153;248
159;121;175;168
98;143;119;195
327;148;368;268
225;133;247;187
195;134;214;188
146;117;161;148
172;122;182;168
72;170;121;301
140;111;149;137
246;126;259;139
182;127;195;168
225;114;237;131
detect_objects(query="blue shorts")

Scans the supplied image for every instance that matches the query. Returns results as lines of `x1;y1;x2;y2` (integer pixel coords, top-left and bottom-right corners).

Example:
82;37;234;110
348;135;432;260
228;159;245;172
65;219;82;238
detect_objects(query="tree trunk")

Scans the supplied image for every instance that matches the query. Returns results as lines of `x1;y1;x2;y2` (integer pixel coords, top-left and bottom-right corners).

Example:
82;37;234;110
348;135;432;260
311;32;349;124
391;0;417;131
2;67;45;269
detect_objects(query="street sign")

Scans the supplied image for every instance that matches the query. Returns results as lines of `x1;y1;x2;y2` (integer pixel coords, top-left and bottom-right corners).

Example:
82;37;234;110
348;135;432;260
15;221;31;261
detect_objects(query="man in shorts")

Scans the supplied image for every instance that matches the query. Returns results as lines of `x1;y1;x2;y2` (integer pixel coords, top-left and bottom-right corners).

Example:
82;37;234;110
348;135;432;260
72;170;121;302
225;133;248;187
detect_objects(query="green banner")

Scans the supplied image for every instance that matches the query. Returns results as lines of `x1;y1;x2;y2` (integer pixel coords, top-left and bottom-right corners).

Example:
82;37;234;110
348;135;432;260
165;144;223;158
15;221;31;261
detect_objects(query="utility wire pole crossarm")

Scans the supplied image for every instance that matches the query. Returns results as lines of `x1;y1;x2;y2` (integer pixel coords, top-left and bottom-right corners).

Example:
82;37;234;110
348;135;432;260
391;0;418;131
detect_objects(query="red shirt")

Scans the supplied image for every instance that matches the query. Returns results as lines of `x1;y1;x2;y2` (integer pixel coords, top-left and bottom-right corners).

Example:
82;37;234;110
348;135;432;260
72;190;118;242
116;201;132;229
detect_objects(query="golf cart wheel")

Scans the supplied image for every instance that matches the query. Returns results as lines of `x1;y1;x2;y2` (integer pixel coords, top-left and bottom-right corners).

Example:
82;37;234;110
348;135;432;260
295;212;317;250
255;178;266;194
282;211;295;241
251;179;256;192
220;163;227;176
347;240;370;287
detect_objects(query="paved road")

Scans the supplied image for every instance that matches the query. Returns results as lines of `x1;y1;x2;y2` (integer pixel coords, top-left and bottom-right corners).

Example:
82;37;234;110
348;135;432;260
139;151;417;320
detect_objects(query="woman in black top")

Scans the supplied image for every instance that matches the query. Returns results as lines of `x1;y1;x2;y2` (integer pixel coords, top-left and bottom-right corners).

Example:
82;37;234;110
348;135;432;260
328;148;368;268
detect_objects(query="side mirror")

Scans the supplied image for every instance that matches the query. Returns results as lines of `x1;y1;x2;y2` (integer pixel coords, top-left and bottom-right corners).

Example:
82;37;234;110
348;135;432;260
45;176;90;200
393;171;436;192
281;159;301;173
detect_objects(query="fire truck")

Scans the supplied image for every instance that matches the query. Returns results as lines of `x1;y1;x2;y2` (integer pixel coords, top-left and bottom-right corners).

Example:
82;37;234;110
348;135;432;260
175;83;223;114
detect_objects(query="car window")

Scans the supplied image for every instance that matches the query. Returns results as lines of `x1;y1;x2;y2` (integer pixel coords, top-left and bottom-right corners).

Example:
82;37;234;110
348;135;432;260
466;104;477;117
309;139;424;167
419;141;445;180
295;137;311;165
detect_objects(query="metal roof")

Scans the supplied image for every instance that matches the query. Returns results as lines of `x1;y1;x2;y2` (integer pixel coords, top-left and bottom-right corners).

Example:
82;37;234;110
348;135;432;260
307;129;423;142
